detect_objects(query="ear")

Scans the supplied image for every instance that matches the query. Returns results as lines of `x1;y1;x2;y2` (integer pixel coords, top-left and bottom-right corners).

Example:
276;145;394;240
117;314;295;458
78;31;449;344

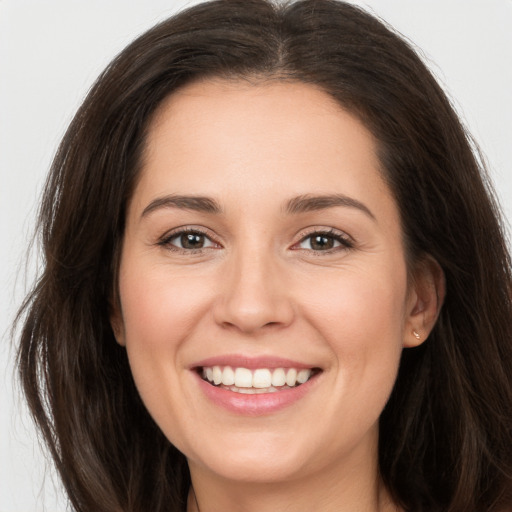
109;300;126;347
403;255;445;348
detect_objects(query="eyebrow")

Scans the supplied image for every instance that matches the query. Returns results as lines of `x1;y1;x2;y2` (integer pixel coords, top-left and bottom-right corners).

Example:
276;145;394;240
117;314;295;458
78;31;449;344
140;193;375;221
141;195;222;218
285;194;376;220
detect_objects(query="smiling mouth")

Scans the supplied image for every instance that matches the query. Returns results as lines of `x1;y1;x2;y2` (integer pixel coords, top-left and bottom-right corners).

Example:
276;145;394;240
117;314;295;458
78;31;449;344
198;366;321;394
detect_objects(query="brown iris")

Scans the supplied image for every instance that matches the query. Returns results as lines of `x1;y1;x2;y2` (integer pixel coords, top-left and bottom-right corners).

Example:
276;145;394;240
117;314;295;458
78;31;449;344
309;234;335;250
180;233;206;249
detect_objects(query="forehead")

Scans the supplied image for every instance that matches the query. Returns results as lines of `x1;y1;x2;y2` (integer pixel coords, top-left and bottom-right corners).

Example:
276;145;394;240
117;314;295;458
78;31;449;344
146;79;376;164
131;79;395;222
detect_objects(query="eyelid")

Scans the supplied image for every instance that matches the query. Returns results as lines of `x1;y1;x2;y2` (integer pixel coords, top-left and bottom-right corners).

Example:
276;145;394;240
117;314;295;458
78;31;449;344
157;225;222;251
155;225;353;253
291;227;354;251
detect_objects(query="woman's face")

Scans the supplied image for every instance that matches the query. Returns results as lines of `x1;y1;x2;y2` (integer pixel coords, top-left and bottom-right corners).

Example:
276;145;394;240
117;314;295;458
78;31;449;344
114;80;427;485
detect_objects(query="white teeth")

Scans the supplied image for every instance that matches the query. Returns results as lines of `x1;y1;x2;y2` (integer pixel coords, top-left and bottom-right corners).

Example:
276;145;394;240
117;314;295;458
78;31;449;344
212;366;222;385
271;368;286;387
285;368;297;387
234;367;253;388
253;369;272;388
222;366;235;386
297;369;311;384
201;365;314;390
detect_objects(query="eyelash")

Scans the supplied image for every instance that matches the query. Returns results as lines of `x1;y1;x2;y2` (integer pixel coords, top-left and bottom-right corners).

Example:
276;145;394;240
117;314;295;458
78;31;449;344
157;227;354;254
293;228;354;254
157;227;220;254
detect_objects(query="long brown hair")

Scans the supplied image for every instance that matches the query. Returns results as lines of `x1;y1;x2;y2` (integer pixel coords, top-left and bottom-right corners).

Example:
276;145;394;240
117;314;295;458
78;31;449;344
16;1;512;511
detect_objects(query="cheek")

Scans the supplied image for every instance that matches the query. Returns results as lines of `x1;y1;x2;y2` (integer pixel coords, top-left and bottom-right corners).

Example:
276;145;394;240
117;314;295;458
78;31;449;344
120;265;211;348
117;261;214;407
300;263;407;401
117;262;216;449
304;262;407;342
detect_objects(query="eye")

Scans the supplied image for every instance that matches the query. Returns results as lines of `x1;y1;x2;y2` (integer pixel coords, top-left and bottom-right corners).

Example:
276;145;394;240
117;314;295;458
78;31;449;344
160;229;218;251
295;230;353;252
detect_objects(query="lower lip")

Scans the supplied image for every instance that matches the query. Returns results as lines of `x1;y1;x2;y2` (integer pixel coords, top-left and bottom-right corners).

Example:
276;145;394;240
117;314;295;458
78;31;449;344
194;372;320;416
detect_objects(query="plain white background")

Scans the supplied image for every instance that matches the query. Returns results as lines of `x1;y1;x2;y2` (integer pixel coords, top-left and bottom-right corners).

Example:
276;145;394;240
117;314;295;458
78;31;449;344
1;1;511;510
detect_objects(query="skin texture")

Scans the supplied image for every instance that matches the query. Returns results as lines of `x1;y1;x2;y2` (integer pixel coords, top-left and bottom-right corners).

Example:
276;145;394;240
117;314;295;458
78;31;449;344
112;80;443;512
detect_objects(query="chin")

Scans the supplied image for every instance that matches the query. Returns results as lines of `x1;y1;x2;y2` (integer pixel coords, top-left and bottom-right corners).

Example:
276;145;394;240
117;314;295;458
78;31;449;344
185;433;313;484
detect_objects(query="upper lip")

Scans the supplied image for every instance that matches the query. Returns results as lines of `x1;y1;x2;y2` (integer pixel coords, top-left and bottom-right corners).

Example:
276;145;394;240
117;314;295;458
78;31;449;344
191;354;319;370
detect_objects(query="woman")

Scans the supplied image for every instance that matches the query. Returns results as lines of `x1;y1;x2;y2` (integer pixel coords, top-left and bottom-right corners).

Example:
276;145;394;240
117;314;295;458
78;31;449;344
16;0;512;511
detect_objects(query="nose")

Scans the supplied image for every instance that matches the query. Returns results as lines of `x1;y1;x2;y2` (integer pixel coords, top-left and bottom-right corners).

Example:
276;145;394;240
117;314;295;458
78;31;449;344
213;247;295;334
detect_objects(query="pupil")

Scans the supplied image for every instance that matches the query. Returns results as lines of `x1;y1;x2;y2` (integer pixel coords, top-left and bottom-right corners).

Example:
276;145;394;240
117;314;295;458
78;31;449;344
181;233;204;249
311;235;333;250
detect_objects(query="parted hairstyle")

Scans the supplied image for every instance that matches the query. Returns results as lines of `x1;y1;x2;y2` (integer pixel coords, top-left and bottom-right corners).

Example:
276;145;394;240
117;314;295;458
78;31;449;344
16;1;512;511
